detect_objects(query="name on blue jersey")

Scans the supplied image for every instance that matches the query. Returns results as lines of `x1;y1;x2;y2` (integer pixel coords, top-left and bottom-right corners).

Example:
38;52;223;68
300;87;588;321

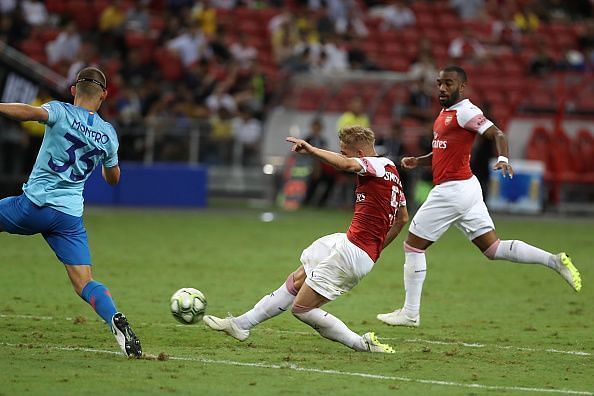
71;119;110;144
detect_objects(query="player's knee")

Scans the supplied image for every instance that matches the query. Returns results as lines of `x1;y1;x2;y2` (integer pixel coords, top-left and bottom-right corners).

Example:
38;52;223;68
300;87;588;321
291;302;312;317
482;239;501;260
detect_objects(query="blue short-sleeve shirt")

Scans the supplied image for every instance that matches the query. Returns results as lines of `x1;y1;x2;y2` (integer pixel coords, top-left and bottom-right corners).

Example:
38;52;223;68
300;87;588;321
22;101;119;217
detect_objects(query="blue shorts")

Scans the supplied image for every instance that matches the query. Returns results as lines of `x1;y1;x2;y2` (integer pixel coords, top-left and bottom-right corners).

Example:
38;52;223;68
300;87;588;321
0;194;91;265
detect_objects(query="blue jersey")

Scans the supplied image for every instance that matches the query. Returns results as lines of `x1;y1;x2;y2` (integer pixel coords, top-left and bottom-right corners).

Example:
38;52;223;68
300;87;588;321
22;101;119;217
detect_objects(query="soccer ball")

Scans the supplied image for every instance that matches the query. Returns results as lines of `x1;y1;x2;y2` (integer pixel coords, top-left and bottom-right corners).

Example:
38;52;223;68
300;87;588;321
170;288;207;324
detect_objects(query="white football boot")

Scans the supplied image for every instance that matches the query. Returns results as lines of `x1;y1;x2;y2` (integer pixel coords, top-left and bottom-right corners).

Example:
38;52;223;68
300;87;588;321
203;315;250;341
376;309;420;327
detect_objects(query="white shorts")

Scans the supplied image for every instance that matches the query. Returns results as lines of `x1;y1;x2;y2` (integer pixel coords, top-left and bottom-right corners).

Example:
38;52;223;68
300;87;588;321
300;233;374;301
409;175;495;242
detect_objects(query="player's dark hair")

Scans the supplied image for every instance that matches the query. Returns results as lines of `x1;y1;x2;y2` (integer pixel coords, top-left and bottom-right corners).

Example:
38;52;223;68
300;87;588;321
74;67;107;98
442;65;468;82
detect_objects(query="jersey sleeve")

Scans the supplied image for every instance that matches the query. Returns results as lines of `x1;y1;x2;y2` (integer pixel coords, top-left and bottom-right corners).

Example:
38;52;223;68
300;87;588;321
40;100;63;127
102;125;119;168
354;157;390;177
456;103;494;135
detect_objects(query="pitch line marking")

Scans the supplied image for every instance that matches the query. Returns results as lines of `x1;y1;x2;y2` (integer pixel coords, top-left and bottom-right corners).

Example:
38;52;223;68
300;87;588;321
0;342;591;396
1;314;591;357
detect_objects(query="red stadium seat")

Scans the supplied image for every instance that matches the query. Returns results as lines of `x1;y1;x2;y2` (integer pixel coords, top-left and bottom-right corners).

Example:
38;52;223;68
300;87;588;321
154;48;183;81
45;0;67;14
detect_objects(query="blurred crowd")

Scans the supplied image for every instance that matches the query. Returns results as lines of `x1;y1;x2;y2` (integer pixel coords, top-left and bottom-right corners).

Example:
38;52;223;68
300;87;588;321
0;0;593;183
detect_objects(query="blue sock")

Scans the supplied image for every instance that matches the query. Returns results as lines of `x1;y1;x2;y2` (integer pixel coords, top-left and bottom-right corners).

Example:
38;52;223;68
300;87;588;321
81;280;118;325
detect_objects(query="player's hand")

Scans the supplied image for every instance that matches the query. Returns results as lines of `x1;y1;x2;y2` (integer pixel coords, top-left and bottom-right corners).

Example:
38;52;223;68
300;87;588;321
494;161;514;178
286;136;314;154
401;156;418;169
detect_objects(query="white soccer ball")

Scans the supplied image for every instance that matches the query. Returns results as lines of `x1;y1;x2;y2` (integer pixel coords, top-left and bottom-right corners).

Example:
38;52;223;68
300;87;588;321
170;288;207;324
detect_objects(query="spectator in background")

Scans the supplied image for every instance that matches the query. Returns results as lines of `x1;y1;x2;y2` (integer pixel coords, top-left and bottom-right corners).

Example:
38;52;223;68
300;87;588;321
230;34;258;69
317;33;349;73
450;0;485;20
207;107;234;164
375;121;411;200
157;15;182;46
513;5;539;33
371;0;416;31
121;48;153;86
167;23;211;68
393;78;433;123
335;7;369;39
0;0;16;14
125;1;151;32
46;21;81;65
209;28;232;63
489;6;521;53
271;17;299;66
232;105;262;166
206;86;237;114
529;39;556;75
20;88;52;172
408;53;438;89
578;20;594;65
337;97;370;130
448;27;488;63
348;37;380;71
99;0;126;33
302;118;336;207
21;0;48;27
66;43;98;86
99;0;126;57
0;12;28;46
192;0;217;38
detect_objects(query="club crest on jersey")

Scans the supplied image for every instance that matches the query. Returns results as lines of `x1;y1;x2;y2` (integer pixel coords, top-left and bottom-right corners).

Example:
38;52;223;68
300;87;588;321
445;115;453;125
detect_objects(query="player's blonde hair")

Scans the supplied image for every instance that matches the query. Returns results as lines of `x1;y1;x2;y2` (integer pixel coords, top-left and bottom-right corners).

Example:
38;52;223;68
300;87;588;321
338;125;375;149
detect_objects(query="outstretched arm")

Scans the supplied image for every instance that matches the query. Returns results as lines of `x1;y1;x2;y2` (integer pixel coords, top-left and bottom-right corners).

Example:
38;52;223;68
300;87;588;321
286;136;363;173
0;103;48;122
482;125;513;178
383;206;409;249
401;152;432;169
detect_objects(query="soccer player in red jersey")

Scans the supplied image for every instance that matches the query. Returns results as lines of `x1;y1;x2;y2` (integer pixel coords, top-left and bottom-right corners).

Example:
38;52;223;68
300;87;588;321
377;65;582;328
204;126;407;352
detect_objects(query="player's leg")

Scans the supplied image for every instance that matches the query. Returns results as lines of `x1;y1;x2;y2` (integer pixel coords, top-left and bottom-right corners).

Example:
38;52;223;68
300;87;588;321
292;236;393;352
377;232;431;327
377;183;460;327
291;281;393;353
291;283;369;351
203;266;305;340
46;212;141;357
204;233;342;339
474;229;582;291
0;194;40;235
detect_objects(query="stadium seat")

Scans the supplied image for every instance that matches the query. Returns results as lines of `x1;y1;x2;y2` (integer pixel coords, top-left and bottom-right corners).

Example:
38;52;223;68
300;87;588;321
154;48;183;81
45;0;67;14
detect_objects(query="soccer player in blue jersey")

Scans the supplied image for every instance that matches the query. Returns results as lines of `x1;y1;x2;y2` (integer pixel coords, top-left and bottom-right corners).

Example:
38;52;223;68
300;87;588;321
0;67;142;357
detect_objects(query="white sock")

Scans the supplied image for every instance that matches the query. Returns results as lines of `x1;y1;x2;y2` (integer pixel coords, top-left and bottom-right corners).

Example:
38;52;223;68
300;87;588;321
293;308;367;351
402;249;427;318
494;240;556;268
235;283;296;330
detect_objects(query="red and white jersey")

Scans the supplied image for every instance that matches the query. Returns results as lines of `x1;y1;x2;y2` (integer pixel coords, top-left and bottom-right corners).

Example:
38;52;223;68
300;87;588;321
432;99;493;185
346;157;406;262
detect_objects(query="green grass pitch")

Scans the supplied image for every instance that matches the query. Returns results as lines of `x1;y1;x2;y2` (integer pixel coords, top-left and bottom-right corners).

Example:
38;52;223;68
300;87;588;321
1;206;592;395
